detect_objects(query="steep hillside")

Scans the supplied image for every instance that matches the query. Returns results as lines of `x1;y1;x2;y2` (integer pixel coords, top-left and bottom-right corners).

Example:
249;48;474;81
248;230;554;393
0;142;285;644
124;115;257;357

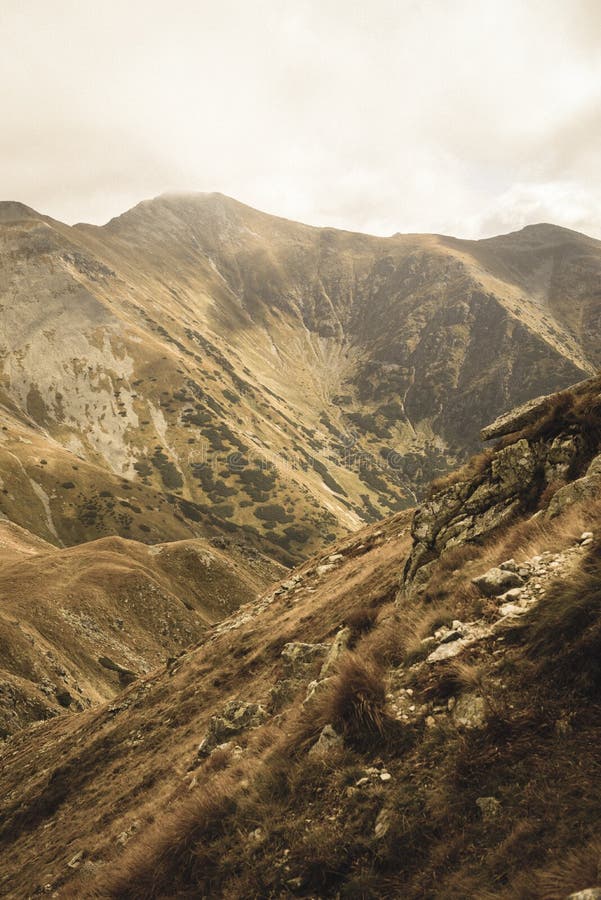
0;520;283;737
1;377;600;898
1;196;598;559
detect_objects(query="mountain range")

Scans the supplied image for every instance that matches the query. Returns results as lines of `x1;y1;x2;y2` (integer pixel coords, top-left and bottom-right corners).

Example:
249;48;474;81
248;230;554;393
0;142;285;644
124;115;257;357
1;194;601;897
1;194;600;564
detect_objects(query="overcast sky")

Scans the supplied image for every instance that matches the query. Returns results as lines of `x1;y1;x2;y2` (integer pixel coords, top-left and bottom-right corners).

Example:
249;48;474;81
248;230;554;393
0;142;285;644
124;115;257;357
2;0;600;238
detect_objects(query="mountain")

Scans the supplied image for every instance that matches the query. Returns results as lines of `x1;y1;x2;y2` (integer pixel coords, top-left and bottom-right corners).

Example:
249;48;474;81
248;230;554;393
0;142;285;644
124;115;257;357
1;195;599;561
0;375;600;898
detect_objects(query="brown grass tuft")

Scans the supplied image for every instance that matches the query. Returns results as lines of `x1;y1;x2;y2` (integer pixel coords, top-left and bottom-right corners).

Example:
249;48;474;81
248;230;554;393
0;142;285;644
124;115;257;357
428;449;494;497
345;605;379;643
321;653;388;745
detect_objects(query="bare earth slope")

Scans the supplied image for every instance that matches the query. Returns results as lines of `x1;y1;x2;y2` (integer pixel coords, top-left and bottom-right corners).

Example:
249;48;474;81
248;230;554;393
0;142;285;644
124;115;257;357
1;196;598;560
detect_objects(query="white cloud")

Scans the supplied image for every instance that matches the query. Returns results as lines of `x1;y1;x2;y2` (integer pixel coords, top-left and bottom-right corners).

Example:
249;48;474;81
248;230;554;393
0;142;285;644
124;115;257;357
1;0;600;238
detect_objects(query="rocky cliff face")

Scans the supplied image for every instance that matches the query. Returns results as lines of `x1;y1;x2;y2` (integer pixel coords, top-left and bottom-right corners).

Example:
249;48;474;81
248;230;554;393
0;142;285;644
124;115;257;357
402;375;601;592
1;195;599;560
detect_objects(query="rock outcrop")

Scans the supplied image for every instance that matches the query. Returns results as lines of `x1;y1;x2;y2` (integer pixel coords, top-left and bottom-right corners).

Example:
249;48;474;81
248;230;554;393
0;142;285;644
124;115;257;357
403;376;601;591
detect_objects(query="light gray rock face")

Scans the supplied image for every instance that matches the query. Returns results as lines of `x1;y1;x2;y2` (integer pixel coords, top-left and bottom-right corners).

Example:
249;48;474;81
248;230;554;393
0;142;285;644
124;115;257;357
403;437;545;587
308;724;343;757
196;699;267;757
567;890;601;900
401;381;601;590
281;642;328;676
547;453;601;518
472;567;525;597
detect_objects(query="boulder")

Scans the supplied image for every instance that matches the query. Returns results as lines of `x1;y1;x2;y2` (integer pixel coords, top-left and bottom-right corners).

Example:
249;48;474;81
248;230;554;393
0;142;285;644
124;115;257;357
480;392;558;442
320;627;352;677
452;694;486;729
281;642;328;676
308;724;343;757
472;567;524;597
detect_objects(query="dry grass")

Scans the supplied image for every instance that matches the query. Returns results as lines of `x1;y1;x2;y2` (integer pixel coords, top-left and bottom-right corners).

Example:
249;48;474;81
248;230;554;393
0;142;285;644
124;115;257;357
81;771;241;899
525;541;601;695
321;654;388;744
345;605;380;644
428;449;494;497
72;516;601;900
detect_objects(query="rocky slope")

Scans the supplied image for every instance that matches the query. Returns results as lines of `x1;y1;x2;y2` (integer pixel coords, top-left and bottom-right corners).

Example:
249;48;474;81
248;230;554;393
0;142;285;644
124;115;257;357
1;377;601;898
1;196;599;559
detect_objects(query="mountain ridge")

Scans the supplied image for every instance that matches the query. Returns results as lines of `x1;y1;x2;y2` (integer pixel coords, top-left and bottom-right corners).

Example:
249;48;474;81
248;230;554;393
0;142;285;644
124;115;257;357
0;193;598;563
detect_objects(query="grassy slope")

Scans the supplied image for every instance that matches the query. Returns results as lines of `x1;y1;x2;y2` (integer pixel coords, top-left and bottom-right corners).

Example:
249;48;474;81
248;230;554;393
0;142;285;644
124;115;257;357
28;382;600;900
0;511;412;897
0;520;283;737
0;476;600;897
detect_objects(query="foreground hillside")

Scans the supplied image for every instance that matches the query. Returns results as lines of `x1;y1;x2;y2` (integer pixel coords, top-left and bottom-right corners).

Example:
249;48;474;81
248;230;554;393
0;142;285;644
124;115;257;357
1;196;599;559
1;375;600;898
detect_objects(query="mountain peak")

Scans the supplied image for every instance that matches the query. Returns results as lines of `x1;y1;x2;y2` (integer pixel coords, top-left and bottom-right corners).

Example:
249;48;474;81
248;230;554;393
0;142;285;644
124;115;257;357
0;200;44;223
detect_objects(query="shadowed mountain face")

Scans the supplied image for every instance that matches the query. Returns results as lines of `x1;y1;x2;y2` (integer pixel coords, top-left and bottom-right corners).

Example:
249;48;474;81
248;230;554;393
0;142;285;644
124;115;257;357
0;193;598;558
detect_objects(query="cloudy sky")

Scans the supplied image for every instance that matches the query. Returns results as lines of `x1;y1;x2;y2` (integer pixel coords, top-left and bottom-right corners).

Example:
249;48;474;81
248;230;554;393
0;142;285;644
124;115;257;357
2;0;600;237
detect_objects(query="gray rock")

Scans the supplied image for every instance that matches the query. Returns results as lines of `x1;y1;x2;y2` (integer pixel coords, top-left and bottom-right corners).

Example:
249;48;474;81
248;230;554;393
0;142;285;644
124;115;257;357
476;796;501;820
308;724;343;757
452;694;486;729
280;576;302;592
472;567;524;597
374;807;391;839
547;454;601;518
197;700;267;757
320;627;352;677
303;677;332;705
427;640;470;663
480;391;560;442
281;642;328;676
497;587;524;603
567;890;601;900
499;602;529;617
